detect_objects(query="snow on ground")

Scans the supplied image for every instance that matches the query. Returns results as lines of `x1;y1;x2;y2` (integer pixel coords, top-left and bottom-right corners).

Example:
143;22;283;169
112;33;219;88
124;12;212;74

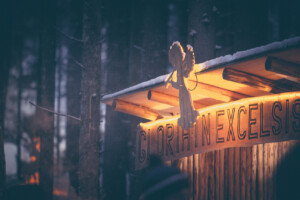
4;141;31;175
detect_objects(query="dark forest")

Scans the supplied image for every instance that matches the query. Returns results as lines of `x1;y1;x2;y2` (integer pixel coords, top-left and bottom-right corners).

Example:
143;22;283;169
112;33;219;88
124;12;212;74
0;0;300;200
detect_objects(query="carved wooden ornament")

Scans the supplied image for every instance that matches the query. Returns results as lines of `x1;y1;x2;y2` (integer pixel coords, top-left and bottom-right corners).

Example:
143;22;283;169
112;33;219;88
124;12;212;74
166;42;199;130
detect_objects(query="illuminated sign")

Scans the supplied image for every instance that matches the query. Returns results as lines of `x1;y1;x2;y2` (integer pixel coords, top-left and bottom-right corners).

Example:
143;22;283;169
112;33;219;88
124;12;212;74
136;92;300;169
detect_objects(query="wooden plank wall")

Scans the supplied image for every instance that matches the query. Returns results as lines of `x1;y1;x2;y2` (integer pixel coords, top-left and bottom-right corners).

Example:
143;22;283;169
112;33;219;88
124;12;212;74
173;140;300;200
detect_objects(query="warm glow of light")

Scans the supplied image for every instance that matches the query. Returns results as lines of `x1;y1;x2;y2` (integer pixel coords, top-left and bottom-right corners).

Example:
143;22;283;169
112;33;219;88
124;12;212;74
192;63;206;73
192;68;252;93
198;91;300;114
26;172;39;184
171;71;177;82
167;69;232;102
30;156;37;162
140;116;178;128
166;71;177;88
191;87;232;102
33;137;40;152
140;92;300;128
53;188;68;197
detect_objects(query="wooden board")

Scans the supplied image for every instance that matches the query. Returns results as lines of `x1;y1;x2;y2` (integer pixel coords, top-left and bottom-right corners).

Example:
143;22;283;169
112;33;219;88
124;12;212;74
136;91;300;169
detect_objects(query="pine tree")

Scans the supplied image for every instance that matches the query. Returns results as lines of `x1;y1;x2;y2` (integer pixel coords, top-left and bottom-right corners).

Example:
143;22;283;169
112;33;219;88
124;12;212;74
187;0;216;62
78;0;102;199
0;1;13;198
65;0;83;196
102;1;132;199
37;0;56;199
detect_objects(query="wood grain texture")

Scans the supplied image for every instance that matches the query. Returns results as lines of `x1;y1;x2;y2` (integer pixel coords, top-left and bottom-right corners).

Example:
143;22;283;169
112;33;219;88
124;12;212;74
265;56;300;82
219;149;225;200
257;144;264;200
224;149;229;200
207;151;215;200
199;153;206;200
223;68;293;93
188;79;249;100
193;154;199;200
136;92;300;169
246;147;252;200
171;140;298;200
234;148;240;200
272;143;278;200
251;145;258;200
240;147;247;200
113;99;162;121
214;150;220;200
263;144;269;200
148;90;206;109
228;148;234;200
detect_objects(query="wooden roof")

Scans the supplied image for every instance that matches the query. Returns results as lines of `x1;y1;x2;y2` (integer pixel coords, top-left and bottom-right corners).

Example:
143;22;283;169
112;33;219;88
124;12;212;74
102;37;300;121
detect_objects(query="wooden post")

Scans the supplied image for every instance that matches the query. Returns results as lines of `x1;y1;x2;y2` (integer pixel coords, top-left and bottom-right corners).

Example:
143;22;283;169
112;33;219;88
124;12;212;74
193;154;199;200
234;148;241;200
257;144;264;200
224;149;229;200
214;150;220;200
199;153;207;200
219;149;225;200
251;145;258;200
113;99;162;121
265;56;300;83
207;152;215;200
272;143;278;200
188;155;193;200
228;148;234;200
263;144;269;200
240;147;247;200
246;147;252;200
223;68;293;93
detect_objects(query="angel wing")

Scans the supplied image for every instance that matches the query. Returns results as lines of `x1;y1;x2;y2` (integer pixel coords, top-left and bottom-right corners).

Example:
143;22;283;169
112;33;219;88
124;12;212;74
168;41;185;70
183;45;195;78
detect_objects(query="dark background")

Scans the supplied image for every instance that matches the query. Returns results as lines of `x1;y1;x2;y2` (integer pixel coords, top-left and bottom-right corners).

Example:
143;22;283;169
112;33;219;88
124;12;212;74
0;0;299;199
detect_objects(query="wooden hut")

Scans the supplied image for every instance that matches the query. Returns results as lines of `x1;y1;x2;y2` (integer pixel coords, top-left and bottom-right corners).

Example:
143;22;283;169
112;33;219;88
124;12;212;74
102;37;300;200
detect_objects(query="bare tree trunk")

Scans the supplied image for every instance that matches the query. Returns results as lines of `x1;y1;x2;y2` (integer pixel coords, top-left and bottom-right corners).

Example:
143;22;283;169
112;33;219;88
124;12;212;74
103;0;132;199
65;0;83;196
167;0;189;46
55;63;62;166
187;0;216;62
0;128;6;198
78;0;101;199
127;1;169;199
0;119;7;198
15;7;25;180
4;0;25;183
37;0;56;199
140;0;168;80
231;0;268;51
128;0;143;86
17;57;23;180
0;1;13;198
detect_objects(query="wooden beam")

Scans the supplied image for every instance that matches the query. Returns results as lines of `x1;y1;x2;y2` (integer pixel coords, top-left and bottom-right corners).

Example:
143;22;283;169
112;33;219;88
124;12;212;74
223;68;291;93
147;90;206;109
113;99;162;121
188;79;250;101
148;90;179;107
265;56;300;83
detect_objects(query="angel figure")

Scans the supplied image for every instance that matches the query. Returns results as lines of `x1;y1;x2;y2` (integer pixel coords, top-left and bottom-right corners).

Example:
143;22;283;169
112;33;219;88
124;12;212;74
166;42;199;130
